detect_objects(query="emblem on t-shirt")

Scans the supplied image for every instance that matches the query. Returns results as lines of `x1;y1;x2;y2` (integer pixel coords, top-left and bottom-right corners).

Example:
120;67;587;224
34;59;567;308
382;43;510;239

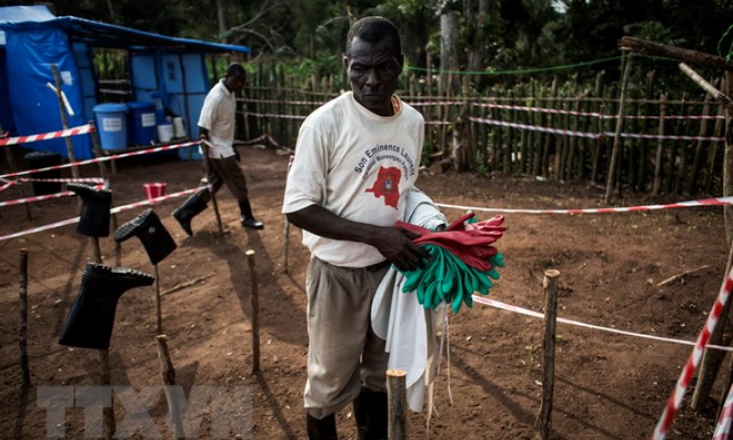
366;166;401;208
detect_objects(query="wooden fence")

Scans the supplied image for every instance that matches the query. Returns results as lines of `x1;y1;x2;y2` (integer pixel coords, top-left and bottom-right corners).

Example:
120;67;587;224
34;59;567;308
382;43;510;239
238;61;727;197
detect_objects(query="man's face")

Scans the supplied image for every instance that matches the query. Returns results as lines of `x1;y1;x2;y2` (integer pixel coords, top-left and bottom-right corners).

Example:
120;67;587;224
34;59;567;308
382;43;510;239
346;37;403;117
225;73;245;92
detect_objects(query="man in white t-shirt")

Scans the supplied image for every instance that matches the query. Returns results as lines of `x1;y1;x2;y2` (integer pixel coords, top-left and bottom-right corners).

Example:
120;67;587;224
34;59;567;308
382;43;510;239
282;17;431;440
173;63;263;236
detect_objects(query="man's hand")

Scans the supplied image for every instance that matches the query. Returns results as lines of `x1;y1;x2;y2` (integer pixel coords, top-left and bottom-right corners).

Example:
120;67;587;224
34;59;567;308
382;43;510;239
370;226;432;272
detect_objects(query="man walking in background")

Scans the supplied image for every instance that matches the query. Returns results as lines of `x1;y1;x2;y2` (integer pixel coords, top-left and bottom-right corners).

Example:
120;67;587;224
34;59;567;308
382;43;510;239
173;63;263;236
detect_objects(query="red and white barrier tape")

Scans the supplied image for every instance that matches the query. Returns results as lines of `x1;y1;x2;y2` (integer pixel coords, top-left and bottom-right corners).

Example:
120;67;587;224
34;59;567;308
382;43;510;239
0;184;105;208
473;103;603;118
651;267;733;440
234;134;294;152
437;196;733;215
469;117;602;139
0;140;198;180
245;111;307;120
0;177;107;208
0;124;94;147
471;103;725;121
13;177;105;184
713;383;733;440
0;186;208;242
238;97;326;106
0;181;15;191
471;295;733;353
604;131;725;142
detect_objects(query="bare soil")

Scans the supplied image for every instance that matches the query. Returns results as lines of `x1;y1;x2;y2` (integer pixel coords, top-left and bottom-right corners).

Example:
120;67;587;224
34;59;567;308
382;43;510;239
0;144;730;440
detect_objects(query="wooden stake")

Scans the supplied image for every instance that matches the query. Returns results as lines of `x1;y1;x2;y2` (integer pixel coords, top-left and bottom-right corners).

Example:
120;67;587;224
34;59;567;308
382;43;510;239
679;63;733;106
51;64;79;179
99;348;115;440
652;94;668;196
724;71;733;245
605;56;634;204
387;368;407;440
18;248;30;386
201;141;225;236
90;237;115;440
282;155;294;274
246;249;260;374
88;121;121;266
156;335;185;439
154;264;163;335
536;269;560;440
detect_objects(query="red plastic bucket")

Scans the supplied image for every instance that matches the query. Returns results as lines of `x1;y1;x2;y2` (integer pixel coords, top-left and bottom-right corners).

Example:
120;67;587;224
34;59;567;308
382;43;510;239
143;182;167;205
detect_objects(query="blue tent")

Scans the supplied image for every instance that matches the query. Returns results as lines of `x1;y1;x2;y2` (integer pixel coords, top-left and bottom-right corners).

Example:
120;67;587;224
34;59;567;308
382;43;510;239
0;5;249;160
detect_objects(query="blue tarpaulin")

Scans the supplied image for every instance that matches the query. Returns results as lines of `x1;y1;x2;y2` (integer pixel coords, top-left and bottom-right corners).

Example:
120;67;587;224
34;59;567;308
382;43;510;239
0;5;249;159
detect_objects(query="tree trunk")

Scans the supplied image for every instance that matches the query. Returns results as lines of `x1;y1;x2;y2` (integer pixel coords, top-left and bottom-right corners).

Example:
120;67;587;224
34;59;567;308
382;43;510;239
440;10;460;95
217;0;228;43
466;0;489;74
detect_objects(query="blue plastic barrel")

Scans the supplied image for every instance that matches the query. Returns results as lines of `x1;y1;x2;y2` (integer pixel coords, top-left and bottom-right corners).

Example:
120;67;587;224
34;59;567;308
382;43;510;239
127;101;157;146
93;103;128;150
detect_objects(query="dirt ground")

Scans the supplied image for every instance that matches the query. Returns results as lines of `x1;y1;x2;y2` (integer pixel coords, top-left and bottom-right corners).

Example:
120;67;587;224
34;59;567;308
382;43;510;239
0;144;730;440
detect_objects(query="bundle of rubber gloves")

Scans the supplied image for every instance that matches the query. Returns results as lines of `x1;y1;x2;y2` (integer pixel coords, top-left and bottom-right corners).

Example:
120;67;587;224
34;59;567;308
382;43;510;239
395;213;505;314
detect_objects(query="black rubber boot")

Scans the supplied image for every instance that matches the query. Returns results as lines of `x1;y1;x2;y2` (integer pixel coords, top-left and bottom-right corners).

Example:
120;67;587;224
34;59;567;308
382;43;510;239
67;183;112;237
353;387;388;440
114;208;177;265
58;263;155;350
172;193;207;236
306;413;338;440
238;199;263;230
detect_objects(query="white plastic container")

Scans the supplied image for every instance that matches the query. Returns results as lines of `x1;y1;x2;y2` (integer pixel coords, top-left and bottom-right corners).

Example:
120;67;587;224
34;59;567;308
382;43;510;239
157;124;173;143
172;117;186;138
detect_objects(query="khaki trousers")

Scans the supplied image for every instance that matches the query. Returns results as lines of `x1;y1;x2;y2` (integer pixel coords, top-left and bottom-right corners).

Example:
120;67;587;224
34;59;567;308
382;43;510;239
198;155;249;203
304;257;389;419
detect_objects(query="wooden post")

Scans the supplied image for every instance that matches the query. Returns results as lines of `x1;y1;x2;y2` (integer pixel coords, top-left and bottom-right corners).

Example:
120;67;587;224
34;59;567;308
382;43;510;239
706;103;726;194
246;249;260;374
156;335;185;440
387;369;407;440
687;91;713;195
18;248;30;386
90;238;115;440
154;264;163;335
542;78;558;177
692;243;733;411
652;94;668;197
51;64;79;179
0;123;32;220
282;155;294;274
536;269;560;440
604;56;634;204
724;71;733;245
201;141;225;235
99;348;115;440
89;121;121;266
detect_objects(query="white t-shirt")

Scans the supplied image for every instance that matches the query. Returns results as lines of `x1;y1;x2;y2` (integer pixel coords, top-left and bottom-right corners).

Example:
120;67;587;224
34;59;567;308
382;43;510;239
197;79;236;158
282;92;424;267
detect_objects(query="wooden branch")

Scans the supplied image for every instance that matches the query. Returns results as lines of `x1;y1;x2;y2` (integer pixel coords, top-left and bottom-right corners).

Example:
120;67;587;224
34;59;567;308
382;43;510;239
679;63;733;106
156;335;185;439
657;265;711;287
536;269;560;440
18;249;30;386
160;275;212;297
621;36;733;71
387;369;407;440
246;250;260;375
